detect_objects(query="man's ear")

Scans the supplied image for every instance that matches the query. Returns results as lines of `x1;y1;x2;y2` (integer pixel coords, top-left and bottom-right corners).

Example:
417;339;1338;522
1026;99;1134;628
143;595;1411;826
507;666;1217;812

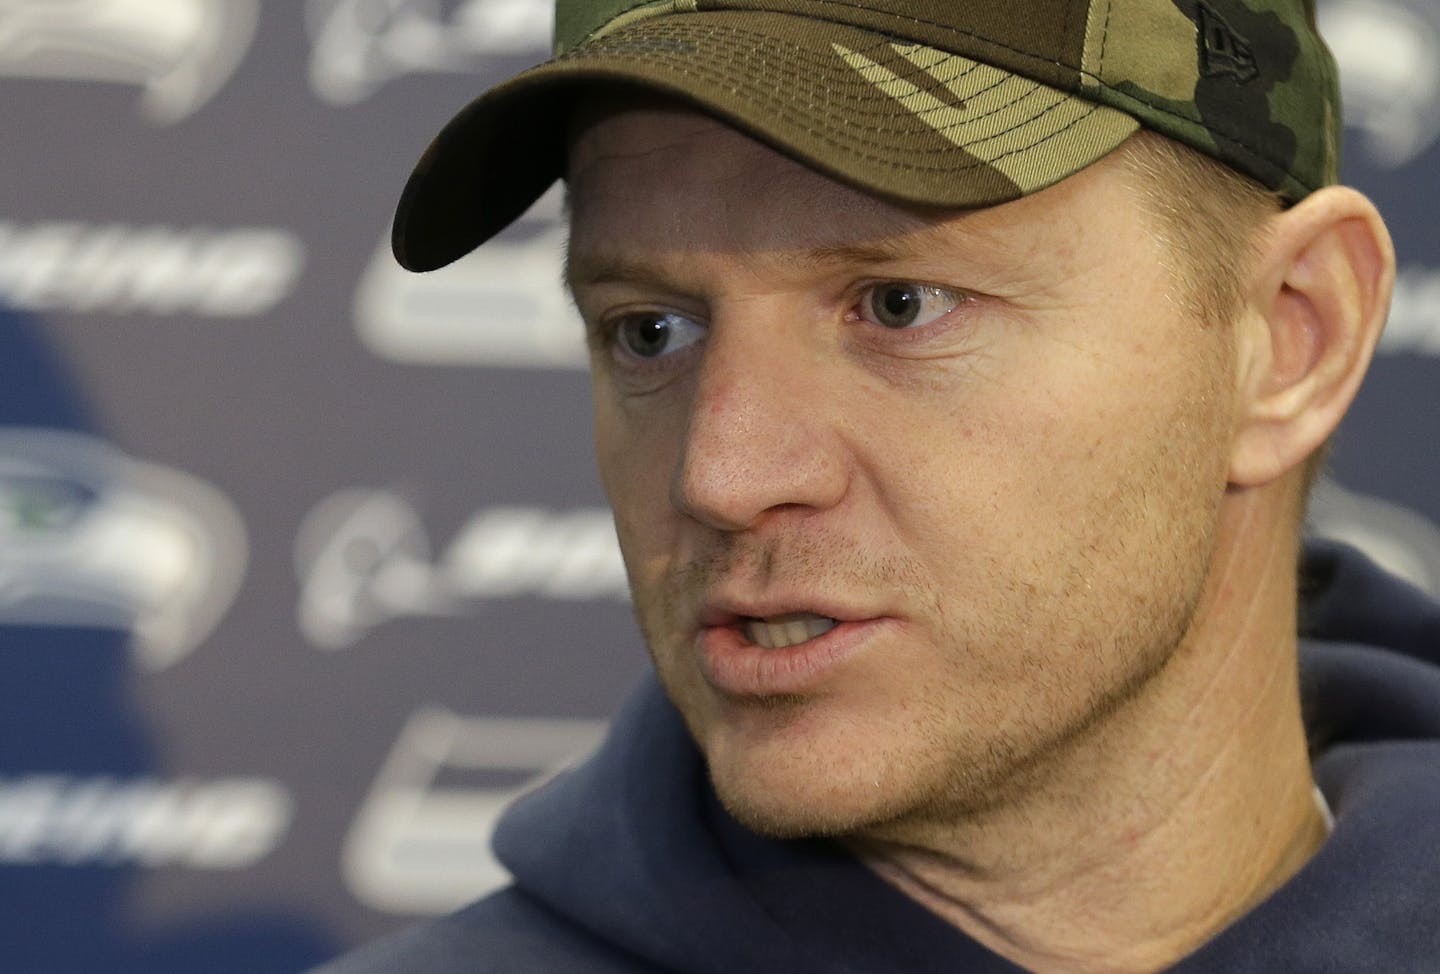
1229;187;1395;487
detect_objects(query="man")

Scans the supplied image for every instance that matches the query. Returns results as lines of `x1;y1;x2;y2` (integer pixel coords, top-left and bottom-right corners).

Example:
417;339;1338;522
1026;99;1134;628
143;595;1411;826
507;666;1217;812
321;1;1440;970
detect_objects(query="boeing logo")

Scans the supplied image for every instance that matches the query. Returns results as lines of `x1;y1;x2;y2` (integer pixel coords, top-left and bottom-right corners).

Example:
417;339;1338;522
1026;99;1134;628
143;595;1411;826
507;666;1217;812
0;0;259;124
0;221;305;318
0;428;248;670
0;774;291;869
1318;0;1440;169
307;0;552;105
295;488;627;649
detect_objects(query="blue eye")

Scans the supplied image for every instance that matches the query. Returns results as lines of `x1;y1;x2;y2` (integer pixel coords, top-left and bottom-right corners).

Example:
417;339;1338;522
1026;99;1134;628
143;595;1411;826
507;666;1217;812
861;283;962;329
613;312;705;360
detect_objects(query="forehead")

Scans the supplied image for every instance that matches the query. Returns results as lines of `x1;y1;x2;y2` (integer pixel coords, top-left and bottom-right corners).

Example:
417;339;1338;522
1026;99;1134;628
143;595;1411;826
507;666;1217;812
564;99;1140;283
566;102;929;256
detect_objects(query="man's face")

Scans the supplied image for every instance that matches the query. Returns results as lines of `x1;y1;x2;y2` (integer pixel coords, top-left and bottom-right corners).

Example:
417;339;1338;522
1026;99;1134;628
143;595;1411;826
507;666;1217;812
567;103;1240;839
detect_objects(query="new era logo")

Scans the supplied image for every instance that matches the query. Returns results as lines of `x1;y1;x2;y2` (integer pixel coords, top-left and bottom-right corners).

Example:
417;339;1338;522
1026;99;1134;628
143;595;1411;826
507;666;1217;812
1198;1;1259;83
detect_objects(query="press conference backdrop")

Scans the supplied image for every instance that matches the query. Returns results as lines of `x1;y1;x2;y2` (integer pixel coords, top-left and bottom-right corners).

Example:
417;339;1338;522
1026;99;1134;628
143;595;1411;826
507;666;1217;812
0;2;1436;971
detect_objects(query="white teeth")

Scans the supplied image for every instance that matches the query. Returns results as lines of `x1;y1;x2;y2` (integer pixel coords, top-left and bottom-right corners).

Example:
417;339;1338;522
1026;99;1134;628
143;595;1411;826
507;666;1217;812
743;612;837;649
784;619;810;646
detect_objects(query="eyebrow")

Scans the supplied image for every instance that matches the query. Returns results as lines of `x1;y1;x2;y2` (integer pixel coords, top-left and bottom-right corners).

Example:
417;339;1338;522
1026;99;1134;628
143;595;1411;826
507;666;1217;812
564;235;949;294
798;239;922;268
564;252;673;293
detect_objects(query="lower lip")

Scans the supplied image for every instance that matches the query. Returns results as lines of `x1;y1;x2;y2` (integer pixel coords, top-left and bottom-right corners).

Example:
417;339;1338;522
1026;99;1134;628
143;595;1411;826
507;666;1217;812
696;620;887;697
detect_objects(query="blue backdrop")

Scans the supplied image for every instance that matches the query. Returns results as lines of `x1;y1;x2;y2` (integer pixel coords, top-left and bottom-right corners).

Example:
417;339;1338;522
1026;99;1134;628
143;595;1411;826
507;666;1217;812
0;1;1435;970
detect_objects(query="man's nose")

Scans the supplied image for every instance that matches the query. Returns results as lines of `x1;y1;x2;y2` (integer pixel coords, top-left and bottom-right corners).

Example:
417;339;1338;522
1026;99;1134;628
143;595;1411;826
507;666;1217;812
670;314;848;532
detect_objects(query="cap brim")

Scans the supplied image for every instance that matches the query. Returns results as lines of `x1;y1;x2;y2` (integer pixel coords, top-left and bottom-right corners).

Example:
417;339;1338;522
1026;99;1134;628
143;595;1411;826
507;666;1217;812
393;10;1139;271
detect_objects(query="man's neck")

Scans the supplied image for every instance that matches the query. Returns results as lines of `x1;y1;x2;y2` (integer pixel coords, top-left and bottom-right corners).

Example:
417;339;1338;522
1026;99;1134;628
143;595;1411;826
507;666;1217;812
848;489;1327;974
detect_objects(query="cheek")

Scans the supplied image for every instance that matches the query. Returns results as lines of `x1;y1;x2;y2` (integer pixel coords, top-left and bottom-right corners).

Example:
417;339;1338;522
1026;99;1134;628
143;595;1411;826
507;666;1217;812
864;329;1234;599
592;397;681;575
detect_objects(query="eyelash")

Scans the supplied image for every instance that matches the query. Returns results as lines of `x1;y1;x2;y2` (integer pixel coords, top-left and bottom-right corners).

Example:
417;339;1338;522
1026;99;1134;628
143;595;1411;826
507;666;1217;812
848;282;969;333
592;310;707;372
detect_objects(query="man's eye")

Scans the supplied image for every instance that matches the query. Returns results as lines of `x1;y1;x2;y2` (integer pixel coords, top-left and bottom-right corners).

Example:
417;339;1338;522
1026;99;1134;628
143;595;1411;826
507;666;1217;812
859;283;963;329
612;312;705;360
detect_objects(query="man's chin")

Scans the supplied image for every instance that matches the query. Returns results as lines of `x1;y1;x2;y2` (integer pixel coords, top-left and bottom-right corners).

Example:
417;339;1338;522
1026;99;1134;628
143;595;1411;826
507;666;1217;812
711;780;880;840
698;723;1032;843
687;696;957;840
703;753;925;840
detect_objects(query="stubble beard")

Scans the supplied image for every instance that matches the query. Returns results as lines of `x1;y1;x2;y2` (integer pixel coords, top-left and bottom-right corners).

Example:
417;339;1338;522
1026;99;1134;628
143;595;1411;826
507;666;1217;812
624;508;1219;847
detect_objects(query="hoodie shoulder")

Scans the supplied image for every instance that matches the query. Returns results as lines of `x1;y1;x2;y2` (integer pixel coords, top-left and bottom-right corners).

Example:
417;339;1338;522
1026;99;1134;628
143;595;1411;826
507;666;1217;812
307;888;668;974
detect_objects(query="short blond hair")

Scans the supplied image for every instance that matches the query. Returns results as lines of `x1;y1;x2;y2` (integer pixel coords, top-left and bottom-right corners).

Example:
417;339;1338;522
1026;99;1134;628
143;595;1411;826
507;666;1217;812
1116;131;1282;325
1116;131;1329;493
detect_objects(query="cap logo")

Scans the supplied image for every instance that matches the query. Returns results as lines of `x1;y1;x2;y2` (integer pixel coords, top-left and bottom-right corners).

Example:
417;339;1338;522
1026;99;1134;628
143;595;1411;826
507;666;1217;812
834;43;973;142
1197;0;1259;83
834;41;1138;195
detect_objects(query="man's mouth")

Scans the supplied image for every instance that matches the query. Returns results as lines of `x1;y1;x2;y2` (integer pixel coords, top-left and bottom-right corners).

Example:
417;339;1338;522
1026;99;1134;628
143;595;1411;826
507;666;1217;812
743;612;838;649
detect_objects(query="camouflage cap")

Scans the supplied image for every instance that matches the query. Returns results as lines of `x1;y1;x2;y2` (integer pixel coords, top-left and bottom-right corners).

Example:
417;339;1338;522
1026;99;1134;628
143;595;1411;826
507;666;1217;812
394;0;1340;271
